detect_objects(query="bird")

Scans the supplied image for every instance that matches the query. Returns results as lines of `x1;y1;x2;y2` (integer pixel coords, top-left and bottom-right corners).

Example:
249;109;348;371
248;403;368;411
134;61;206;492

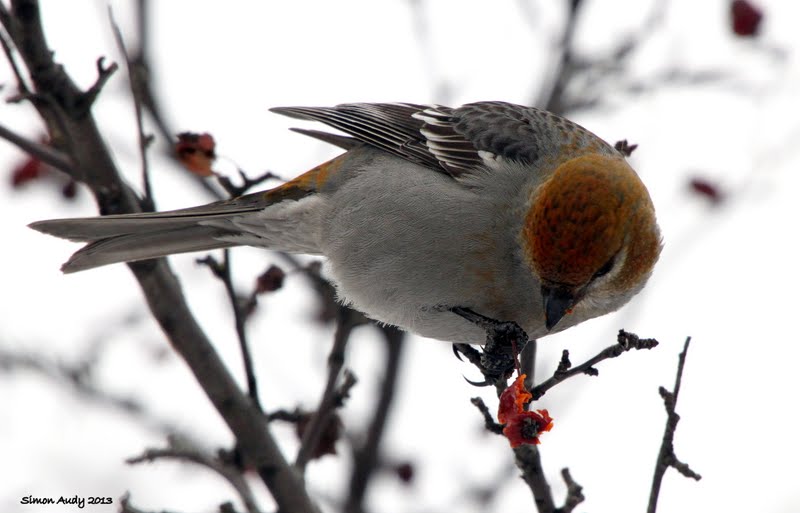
30;102;662;344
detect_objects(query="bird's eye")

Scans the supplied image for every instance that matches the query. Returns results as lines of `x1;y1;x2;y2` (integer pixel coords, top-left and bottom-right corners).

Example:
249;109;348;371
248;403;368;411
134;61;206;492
593;256;616;280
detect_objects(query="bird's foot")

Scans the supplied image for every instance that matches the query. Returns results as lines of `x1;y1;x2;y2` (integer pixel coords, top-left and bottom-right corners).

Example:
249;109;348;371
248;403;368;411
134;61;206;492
450;307;529;387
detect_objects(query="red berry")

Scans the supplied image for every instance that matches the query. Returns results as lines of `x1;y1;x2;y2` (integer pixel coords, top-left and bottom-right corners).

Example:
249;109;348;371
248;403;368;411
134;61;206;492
731;0;763;37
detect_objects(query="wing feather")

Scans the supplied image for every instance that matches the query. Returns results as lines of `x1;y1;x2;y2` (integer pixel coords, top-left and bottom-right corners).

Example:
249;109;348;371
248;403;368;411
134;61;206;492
271;101;615;178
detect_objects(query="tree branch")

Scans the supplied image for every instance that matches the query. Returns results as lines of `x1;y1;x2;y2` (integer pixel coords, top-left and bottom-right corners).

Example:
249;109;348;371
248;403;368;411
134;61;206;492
345;325;405;513
646;337;701;513
296;306;363;472
197;252;264;413
537;0;584;113
0;343;181;436
0;122;73;173
127;0;223;201
2;2;318;511
127;435;263;513
531;329;659;400
469;397;504;434
515;445;556;513
109;8;154;210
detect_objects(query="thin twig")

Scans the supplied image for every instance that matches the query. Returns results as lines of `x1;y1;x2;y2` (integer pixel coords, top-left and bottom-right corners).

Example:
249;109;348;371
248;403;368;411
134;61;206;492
130;0;169;147
135;0;149;59
76;56;118;116
469;397;504;434
223;250;262;411
197;252;263;412
0;123;74;173
216;169;282;197
295;306;362;472
127;0;223;201
275;254;339;323
558;468;584;513
534;0;671;115
0;344;182;436
345;325;405;513
109;8;154;210
127;436;263;513
0;27;30;93
646;337;701;513
537;0;584;113
531;329;659;400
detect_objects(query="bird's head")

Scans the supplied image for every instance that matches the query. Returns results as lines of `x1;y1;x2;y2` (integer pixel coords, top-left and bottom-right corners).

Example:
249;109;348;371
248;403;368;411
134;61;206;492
521;153;662;331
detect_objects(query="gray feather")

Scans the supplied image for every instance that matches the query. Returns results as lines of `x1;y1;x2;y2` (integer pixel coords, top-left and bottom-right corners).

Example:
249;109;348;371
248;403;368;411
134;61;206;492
289;128;360;150
29;189;272;242
60;225;235;273
271;103;441;171
29;189;279;272
270;101;612;178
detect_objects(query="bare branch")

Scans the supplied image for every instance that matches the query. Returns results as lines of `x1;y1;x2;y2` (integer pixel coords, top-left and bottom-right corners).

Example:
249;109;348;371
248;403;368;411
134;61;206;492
558;468;584;513
296;306;363;472
216;169;283;197
275;254;339;323
0;27;30;93
0;122;73;173
109;8;154;210
536;0;671;115
470;397;504;434
344;325;405;513
197;252;264;412
126;0;222;201
3;3;319;511
536;0;584;113
514;444;556;513
531;329;659;400
0;343;181;436
77;56;118;115
127;436;263;513
647;337;701;513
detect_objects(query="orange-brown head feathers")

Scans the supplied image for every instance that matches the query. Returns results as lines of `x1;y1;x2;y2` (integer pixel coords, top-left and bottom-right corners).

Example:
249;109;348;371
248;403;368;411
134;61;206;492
522;154;661;326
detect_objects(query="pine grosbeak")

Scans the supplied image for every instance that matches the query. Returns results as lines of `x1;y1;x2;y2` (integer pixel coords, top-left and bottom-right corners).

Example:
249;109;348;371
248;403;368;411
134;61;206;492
30;102;662;343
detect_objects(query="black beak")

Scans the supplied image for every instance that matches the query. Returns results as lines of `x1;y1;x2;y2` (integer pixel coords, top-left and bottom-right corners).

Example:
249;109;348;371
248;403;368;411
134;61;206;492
542;285;577;331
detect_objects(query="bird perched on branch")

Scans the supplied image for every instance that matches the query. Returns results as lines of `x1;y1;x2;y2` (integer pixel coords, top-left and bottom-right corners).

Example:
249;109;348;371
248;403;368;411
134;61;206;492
30;102;661;344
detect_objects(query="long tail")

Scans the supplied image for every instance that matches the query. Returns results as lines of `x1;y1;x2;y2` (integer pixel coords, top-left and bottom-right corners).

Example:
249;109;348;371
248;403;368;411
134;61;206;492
30;109;357;273
29;191;274;273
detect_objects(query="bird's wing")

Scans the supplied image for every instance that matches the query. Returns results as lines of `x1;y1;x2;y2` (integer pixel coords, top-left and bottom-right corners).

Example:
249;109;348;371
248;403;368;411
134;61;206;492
271;101;615;178
270;103;438;169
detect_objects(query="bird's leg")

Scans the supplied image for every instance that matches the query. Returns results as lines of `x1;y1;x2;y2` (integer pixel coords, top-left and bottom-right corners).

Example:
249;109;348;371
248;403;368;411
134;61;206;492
450;307;529;388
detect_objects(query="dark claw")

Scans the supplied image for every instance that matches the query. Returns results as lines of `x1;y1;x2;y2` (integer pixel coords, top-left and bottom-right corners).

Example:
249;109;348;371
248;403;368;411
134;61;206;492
450;306;496;329
463;376;492;387
450;307;530;388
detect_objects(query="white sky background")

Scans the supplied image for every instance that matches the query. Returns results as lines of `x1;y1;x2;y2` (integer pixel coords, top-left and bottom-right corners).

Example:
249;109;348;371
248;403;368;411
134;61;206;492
1;0;799;512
